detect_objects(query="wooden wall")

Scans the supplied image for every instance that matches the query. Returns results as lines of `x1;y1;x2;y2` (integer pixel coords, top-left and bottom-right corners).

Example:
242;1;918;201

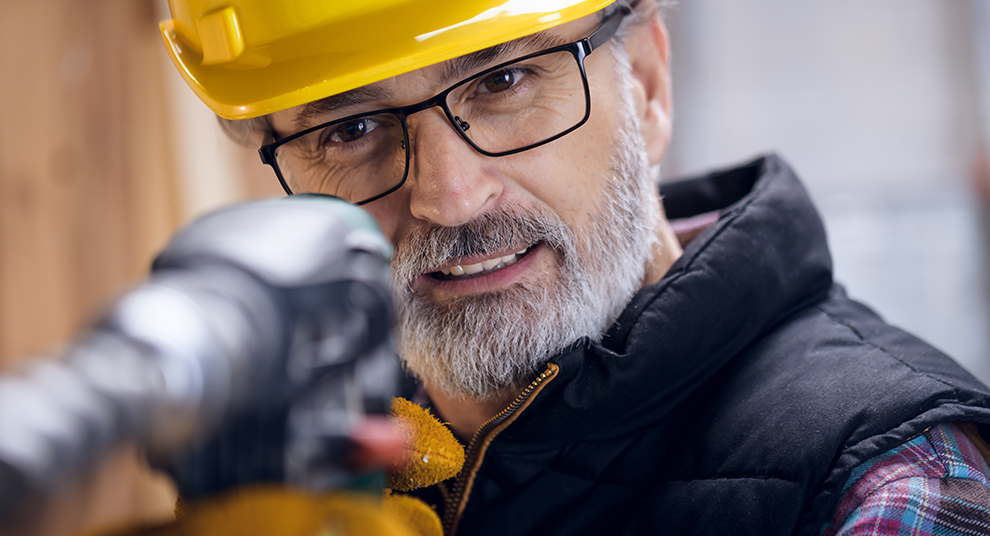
0;0;181;533
0;0;277;533
0;0;180;360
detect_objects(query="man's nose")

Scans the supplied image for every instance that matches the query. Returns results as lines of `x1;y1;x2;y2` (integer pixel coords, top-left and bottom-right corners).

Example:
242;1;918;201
405;111;502;227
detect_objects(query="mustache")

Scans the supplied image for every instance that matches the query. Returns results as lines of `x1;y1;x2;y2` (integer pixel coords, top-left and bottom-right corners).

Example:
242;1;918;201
390;206;572;286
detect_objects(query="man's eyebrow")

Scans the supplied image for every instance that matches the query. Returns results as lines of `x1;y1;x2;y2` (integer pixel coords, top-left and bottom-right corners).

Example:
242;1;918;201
295;85;392;128
293;31;570;128
439;31;570;86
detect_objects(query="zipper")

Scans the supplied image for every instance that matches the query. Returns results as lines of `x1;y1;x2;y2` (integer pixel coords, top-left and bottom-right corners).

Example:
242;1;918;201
441;363;559;536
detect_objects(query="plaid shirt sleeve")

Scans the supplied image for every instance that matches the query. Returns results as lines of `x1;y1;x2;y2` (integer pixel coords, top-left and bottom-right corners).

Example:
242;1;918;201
820;423;990;536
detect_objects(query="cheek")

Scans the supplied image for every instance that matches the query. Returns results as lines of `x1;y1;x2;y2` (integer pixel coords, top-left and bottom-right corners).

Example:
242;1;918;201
491;81;622;229
362;193;409;246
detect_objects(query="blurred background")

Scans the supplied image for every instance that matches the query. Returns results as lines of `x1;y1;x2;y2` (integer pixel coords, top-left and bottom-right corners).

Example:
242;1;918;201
660;0;990;384
0;0;988;534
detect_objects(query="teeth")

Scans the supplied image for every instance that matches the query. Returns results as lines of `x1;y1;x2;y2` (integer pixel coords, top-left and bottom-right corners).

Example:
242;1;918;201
437;247;531;279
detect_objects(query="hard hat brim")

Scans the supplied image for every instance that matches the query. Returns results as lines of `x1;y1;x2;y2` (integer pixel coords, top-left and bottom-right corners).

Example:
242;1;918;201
160;0;616;120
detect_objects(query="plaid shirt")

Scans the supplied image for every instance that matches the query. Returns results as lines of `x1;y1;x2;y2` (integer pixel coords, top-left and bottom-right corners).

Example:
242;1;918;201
820;423;990;535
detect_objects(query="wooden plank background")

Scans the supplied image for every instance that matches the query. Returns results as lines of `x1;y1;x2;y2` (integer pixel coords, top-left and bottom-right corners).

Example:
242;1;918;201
0;0;280;534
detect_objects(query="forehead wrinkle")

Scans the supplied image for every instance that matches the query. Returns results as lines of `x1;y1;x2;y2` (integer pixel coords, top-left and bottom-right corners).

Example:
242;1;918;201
438;31;571;86
292;29;575;130
295;85;392;127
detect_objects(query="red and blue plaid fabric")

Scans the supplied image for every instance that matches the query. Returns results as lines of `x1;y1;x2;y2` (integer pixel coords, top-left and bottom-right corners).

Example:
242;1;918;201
820;423;990;535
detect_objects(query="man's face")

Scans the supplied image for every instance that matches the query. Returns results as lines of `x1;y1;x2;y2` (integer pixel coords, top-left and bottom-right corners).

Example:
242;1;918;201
270;13;670;400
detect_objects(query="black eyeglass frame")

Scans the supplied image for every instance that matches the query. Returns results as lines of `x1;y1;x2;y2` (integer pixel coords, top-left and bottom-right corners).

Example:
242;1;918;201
259;5;630;206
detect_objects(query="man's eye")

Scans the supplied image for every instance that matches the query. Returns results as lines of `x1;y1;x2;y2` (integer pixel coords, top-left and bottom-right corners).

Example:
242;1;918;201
481;69;521;93
329;118;376;143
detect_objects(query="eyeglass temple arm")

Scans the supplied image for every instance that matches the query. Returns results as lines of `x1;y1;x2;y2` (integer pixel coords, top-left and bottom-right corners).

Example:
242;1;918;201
258;132;276;166
588;2;633;51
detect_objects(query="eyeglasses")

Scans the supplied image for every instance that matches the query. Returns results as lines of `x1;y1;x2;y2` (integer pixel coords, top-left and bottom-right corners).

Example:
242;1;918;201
259;6;629;206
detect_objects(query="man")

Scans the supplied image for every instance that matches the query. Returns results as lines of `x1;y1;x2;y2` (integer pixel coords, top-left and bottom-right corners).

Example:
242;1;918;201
159;0;990;534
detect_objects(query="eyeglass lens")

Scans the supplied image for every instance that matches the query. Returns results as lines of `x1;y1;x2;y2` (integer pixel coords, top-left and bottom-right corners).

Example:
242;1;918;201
272;49;587;203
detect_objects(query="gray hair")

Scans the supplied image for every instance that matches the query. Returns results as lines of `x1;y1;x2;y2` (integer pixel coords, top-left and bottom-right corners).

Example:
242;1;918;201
217;110;272;147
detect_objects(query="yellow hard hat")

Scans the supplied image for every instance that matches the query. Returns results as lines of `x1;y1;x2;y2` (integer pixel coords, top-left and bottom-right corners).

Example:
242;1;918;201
160;0;617;120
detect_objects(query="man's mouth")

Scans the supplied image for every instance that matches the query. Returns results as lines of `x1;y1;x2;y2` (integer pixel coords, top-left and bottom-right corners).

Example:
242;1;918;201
430;245;535;281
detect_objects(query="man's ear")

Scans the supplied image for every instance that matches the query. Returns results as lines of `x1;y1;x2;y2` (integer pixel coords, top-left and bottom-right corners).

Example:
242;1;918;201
623;12;672;166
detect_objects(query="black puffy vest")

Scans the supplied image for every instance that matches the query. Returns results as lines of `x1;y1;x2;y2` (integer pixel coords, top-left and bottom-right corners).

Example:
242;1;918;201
411;155;990;535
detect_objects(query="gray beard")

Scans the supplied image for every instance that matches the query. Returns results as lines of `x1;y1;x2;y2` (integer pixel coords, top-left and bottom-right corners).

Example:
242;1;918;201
389;67;661;401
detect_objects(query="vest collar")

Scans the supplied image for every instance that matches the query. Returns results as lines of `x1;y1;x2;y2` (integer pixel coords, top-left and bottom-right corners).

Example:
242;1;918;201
497;154;835;446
